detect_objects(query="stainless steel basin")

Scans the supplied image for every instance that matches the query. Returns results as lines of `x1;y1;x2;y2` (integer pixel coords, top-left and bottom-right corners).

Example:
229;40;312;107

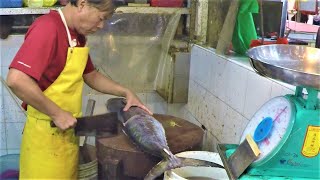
247;44;320;89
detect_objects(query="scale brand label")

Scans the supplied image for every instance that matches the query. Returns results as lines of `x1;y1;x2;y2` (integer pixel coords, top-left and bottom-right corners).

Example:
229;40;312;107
302;126;320;158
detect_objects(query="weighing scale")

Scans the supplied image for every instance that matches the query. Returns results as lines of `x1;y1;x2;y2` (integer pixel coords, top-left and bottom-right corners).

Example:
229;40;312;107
218;44;320;179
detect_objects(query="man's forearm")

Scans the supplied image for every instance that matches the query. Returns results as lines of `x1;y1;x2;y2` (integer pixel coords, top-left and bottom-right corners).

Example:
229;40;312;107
6;69;62;118
83;70;129;97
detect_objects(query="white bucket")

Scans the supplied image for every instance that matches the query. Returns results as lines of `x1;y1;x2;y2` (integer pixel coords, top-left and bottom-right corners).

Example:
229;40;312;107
163;151;228;180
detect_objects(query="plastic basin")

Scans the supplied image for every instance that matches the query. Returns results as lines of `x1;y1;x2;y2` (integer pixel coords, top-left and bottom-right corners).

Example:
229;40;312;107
0;154;19;180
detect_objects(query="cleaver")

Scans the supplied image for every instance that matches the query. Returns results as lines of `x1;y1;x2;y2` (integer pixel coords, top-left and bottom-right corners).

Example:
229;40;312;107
50;112;119;137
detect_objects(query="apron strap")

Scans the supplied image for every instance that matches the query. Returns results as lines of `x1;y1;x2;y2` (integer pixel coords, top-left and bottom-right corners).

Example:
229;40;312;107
58;8;77;48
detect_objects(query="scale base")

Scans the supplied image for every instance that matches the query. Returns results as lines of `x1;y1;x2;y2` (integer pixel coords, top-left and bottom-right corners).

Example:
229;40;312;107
240;174;319;180
218;143;320;180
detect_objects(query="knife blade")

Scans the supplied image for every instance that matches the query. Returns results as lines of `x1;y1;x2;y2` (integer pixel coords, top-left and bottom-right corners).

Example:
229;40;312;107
50;112;119;137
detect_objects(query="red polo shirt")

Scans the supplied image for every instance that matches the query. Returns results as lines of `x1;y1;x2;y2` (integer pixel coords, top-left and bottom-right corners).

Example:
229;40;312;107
9;10;95;110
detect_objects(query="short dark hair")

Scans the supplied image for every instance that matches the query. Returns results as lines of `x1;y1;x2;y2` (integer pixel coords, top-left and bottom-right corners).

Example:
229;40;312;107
70;0;115;12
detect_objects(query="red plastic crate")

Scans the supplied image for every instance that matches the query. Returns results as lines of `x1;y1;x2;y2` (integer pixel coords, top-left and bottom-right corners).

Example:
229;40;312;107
150;0;183;7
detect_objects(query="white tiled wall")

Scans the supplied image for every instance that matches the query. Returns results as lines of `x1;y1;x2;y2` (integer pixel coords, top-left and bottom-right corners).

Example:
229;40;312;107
0;35;25;156
6;123;24;149
185;45;295;151
0;122;7;151
243;71;272;119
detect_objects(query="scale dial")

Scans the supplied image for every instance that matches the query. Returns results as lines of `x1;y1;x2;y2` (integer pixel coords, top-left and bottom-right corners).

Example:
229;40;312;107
240;96;295;164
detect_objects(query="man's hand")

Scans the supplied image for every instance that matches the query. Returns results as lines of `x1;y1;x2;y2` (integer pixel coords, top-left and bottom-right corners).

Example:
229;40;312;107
123;90;153;115
51;110;77;131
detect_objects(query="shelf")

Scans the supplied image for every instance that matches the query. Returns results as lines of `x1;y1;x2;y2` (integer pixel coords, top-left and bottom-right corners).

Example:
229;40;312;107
0;6;189;16
0;7;59;15
0;6;190;16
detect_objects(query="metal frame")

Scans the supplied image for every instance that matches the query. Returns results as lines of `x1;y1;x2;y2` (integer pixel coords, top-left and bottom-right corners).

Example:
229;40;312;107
0;7;55;15
217;144;239;180
115;7;189;14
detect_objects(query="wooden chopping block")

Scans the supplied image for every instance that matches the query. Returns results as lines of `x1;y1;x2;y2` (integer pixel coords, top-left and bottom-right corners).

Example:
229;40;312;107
96;114;204;180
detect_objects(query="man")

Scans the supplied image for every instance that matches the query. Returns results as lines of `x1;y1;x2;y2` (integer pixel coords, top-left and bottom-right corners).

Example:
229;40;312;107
6;0;152;178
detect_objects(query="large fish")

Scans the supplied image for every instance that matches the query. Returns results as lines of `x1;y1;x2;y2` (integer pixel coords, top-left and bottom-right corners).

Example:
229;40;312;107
106;98;224;180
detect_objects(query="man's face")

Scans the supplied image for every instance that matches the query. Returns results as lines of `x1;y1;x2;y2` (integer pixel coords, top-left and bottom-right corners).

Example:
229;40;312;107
76;1;113;35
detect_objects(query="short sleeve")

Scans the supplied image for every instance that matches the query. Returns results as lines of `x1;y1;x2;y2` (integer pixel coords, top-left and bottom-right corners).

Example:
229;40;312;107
9;16;58;81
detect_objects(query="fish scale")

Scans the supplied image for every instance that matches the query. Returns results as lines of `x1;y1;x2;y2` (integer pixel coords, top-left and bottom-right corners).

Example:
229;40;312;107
125;115;169;157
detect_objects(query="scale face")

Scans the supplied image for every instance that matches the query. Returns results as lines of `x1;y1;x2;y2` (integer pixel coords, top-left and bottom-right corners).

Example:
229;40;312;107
240;96;295;164
230;45;320;179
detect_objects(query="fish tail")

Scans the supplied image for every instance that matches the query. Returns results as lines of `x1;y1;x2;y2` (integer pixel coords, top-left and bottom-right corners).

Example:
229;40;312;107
144;156;224;180
144;160;170;180
178;156;224;168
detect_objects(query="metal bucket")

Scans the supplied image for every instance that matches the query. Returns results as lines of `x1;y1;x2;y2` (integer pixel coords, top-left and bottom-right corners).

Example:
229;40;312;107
163;151;228;180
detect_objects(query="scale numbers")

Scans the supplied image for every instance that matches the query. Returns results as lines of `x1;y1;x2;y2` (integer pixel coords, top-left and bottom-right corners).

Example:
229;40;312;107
240;96;295;163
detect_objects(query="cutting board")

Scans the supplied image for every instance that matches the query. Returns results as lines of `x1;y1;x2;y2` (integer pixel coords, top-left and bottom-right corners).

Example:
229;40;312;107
96;114;204;179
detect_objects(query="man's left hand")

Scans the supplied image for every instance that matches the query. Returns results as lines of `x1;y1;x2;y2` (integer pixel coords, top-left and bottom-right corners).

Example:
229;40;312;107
123;90;153;115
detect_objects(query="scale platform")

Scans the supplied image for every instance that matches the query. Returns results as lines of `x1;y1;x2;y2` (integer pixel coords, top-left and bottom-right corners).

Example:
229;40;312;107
218;45;320;180
247;44;320;89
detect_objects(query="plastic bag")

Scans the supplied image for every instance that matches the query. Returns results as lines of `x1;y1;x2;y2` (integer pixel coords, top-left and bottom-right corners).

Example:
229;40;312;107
87;13;180;93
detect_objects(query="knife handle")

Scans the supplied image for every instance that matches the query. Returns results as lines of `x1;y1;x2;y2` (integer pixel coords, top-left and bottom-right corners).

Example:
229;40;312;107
50;121;56;127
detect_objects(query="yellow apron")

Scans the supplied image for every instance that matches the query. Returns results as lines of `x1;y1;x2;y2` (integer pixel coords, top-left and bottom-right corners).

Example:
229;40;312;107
19;9;89;179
